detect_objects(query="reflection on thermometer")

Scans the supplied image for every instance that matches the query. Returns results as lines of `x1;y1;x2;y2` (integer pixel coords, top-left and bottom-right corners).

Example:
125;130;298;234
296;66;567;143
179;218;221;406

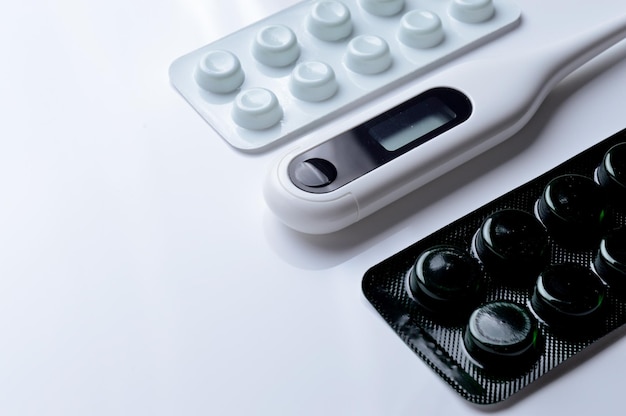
264;14;626;234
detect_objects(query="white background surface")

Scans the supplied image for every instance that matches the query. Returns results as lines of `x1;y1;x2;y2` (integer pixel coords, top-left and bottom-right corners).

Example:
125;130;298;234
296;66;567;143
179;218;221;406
1;0;626;415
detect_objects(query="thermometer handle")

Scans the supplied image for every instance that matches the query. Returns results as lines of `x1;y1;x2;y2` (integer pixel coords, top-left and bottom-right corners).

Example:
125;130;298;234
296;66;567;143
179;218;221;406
264;14;626;234
532;13;626;103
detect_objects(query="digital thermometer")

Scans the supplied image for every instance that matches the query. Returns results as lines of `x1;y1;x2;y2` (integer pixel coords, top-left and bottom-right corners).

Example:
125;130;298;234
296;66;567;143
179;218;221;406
264;14;626;234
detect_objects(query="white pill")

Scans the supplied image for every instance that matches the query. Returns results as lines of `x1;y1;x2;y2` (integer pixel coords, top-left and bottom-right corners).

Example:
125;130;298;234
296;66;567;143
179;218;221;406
194;50;245;94
232;88;283;130
358;0;405;17
398;10;445;49
289;61;338;102
252;25;300;67
344;35;392;75
449;0;495;23
306;1;353;42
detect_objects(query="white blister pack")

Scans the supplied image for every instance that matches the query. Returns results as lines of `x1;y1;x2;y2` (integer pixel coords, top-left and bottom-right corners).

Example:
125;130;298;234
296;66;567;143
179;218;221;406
169;0;521;151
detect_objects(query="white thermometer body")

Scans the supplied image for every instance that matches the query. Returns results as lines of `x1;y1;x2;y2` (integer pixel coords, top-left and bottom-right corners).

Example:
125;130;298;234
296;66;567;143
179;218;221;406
264;14;626;234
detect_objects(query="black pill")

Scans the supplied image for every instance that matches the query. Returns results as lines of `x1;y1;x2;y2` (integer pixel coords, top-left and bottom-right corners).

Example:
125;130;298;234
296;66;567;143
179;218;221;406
408;245;483;314
596;142;626;196
537;174;606;246
531;263;606;334
594;227;626;290
463;301;540;371
473;209;549;282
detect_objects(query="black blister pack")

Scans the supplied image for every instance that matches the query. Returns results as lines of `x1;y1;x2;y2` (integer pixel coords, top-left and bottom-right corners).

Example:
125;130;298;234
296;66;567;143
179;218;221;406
362;128;626;404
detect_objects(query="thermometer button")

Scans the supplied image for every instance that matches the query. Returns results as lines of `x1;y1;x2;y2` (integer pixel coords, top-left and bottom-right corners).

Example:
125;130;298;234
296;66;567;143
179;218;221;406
293;158;338;188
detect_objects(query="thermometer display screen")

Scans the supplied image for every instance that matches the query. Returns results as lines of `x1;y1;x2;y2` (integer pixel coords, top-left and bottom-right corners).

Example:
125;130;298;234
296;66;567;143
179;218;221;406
288;87;472;193
368;96;457;151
